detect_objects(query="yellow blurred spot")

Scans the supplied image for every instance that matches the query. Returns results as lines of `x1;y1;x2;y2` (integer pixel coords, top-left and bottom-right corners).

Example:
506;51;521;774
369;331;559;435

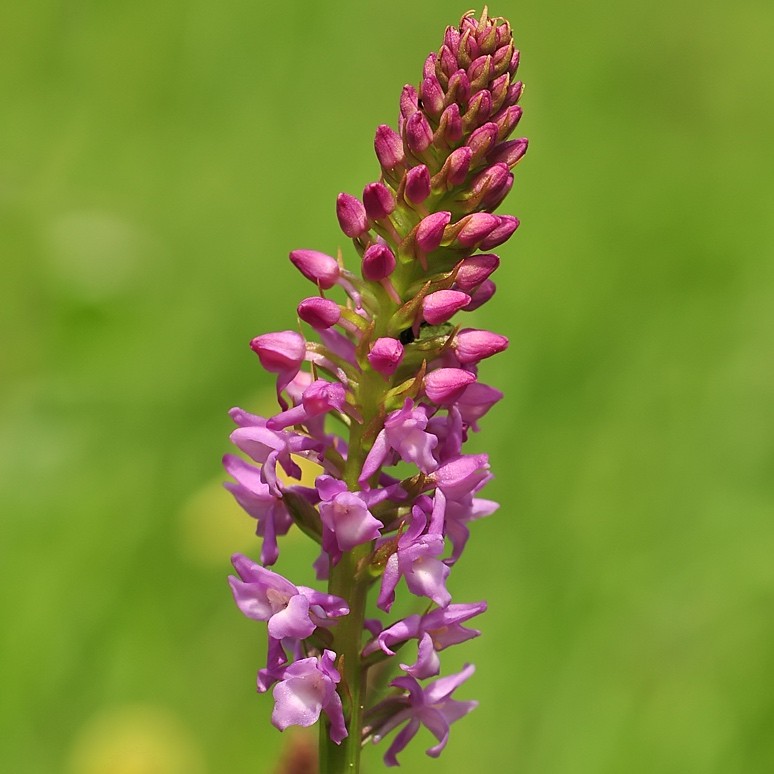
67;705;206;774
180;391;324;567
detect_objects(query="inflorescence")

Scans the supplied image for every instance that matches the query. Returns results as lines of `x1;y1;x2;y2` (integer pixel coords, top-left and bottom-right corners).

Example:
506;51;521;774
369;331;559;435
224;8;527;769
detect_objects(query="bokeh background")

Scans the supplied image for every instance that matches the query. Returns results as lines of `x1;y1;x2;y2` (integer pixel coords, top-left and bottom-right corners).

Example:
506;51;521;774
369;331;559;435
2;0;773;772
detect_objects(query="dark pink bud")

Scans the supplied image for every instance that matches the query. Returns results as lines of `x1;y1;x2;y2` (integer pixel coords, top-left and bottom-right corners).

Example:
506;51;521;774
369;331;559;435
479;215;519;249
423;52;437;80
404;165;431;205
363;181;396;220
336;193;368;238
506;80;524;105
405;112;433;155
302;379;346;414
493;42;515;77
400;85;419;124
424;368;477;405
493;104;523;141
464;279;496;310
489;74;510;112
467;122;500;164
477;22;498;54
416;211;451;253
470;162;513;210
467;55;494;90
250;331;306;372
453;213;499;248
374;125;405;171
455;253;500;291
437;103;463;145
289;249;340;289
446;146;473;187
463;90;492;129
439;45;457;79
509;49;521;76
489;138;528;168
446;70;471;109
367;337;404;376
422;290;472;325
444;26;461;57
420;75;445;118
453;328;508;364
495;22;512;48
362;243;396;281
297;297;341;330
457;31;477;68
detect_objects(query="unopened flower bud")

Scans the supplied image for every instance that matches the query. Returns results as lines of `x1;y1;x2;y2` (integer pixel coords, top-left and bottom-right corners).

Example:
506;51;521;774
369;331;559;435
404;165;431;205
362;243;396;281
367;337;405;376
424;368;477;404
493;104;523;141
450;213;499;248
423;52;437;79
463;90;492;131
479;215;519;249
250;331;306;372
455;254;500;291
416;211;451;253
489;74;510;113
297;297;341;330
438;44;457;79
336;193;368;238
445;70;471;110
437;103;463;145
444;146;473;187
400;84;419;128
422;290;471;325
420;75;445;118
363;182;396;220
467;122;500;164
374;124;405;171
289;249;340;289
488;138;528;168
453;328;508;364
405;111;433;155
467;55;494;90
464;279;496;310
492;42;514;78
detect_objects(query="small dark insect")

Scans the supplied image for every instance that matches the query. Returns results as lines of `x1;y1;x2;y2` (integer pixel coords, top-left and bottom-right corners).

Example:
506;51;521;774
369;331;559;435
399;328;416;345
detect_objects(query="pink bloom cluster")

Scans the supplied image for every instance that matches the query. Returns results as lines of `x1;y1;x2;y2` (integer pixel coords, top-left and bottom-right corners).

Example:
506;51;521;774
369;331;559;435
225;8;526;767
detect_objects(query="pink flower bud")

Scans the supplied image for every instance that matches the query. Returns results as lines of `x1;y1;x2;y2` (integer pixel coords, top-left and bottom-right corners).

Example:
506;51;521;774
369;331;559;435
467;122;500;164
416;211;451;253
453;213;499;248
446;70;471;108
297;297;341;330
400;85;419;123
479;215;519;249
455;254;500;291
488;138;528;168
507;80;524;105
362;243;396;281
404;165;431;205
289;249;340;289
336;193;368;238
374;124;404;170
422;290;471;325
489;74;510;112
363;182;396;220
467;163;513;210
439;45;457;79
493;42;515;77
405;112;433;155
437;103;463;147
467;54;493;90
424;368;477;404
423;53;437;79
453;328;508;364
464;279;496;310
493;104;523;141
367;337;405;376
463;90;492;129
250;331;306;372
446;146;472;187
420;75;445;118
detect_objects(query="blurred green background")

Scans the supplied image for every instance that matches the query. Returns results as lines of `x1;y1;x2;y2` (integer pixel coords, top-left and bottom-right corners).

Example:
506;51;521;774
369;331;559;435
2;0;773;772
